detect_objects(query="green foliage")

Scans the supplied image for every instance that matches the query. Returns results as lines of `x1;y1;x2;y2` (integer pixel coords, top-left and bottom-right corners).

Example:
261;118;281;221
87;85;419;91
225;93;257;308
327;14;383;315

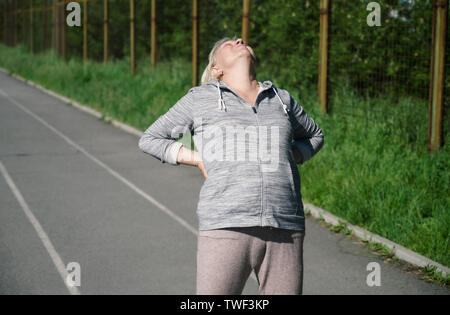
330;220;353;236
421;265;450;286
3;0;443;113
300;85;450;266
329;0;434;97
368;241;396;260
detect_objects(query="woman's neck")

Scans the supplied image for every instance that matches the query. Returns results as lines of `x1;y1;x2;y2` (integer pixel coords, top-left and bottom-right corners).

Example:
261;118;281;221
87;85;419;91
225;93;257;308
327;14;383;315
221;76;258;95
220;59;258;94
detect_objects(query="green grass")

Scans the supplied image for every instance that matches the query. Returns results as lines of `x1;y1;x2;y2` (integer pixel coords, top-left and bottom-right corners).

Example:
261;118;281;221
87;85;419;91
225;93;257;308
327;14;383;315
367;241;397;260
330;220;353;236
420;265;450;286
298;83;450;267
0;43;448;268
0;44;193;132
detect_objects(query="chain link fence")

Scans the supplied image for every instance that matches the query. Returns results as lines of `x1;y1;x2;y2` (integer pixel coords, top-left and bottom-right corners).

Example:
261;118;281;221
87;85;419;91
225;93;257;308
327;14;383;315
0;0;447;149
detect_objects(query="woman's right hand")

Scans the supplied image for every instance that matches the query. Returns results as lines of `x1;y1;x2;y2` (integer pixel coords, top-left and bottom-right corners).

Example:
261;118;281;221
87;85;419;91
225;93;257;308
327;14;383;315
176;146;208;178
197;160;208;179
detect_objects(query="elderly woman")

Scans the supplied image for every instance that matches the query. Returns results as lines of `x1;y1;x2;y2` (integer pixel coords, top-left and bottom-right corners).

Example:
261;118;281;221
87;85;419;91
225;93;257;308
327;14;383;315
138;35;324;295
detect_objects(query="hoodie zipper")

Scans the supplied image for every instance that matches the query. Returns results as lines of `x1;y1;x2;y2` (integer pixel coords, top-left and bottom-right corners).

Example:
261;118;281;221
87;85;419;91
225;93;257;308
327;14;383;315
252;105;264;227
217;82;267;227
250;92;264;227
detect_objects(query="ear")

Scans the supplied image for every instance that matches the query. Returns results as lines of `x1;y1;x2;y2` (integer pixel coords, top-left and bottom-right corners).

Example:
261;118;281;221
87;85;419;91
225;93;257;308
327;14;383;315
210;65;223;79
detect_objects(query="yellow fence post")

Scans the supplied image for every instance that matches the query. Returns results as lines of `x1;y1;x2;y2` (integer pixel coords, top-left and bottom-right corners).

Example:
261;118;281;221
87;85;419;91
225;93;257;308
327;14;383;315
130;0;135;75
150;0;156;69
242;0;250;44
13;0;17;47
62;1;66;59
53;0;58;55
83;0;87;63
192;0;198;87
50;1;54;54
318;0;329;114
58;1;61;55
3;0;7;45
30;0;33;54
104;0;108;64
23;0;26;46
43;0;47;52
60;1;63;56
428;0;448;152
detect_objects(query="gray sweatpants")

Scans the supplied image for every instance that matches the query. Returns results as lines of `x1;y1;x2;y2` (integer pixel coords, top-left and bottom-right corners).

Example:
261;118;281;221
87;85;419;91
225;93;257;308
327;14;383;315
196;226;305;295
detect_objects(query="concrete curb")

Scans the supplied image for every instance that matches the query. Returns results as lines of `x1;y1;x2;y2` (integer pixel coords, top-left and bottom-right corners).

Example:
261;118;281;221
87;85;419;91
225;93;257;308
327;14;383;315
1;67;448;278
304;203;449;277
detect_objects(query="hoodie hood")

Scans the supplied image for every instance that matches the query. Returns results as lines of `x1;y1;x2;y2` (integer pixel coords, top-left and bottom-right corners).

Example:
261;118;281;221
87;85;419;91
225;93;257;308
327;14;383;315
204;77;287;114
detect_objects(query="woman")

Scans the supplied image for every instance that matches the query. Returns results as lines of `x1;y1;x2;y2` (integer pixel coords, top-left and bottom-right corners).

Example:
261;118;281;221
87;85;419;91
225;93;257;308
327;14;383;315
138;36;324;295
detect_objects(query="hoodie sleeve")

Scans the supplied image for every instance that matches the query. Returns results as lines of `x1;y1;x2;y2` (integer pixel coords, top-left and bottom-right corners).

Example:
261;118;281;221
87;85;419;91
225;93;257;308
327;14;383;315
138;88;195;165
287;93;325;165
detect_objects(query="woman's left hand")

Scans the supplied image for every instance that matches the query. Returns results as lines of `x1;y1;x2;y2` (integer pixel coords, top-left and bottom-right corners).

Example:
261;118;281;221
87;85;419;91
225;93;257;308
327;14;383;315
292;147;303;164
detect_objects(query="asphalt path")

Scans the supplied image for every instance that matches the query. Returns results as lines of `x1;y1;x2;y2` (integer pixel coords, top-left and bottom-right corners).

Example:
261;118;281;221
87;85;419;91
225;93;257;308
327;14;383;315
0;71;448;295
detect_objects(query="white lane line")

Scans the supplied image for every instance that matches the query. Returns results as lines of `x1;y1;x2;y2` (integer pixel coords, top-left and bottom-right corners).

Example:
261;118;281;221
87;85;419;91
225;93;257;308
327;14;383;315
0;160;81;295
0;88;198;235
0;88;260;284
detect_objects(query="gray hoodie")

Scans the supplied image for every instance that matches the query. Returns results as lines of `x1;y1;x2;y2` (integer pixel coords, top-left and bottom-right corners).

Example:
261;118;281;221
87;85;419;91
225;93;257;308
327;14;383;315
138;77;324;231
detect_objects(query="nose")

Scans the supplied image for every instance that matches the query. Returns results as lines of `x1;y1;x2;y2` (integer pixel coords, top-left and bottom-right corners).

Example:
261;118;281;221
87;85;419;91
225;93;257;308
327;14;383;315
235;38;245;46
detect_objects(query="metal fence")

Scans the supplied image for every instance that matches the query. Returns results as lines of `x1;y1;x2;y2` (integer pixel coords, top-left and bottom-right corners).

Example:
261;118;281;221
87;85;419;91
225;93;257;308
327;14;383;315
0;0;447;152
328;1;434;146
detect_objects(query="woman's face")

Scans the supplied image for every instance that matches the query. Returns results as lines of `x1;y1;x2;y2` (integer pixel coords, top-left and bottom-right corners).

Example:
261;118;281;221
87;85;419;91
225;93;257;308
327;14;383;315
214;38;256;71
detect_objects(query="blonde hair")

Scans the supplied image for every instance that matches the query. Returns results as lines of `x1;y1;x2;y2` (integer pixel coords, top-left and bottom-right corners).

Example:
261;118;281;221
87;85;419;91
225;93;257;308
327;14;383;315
201;35;257;85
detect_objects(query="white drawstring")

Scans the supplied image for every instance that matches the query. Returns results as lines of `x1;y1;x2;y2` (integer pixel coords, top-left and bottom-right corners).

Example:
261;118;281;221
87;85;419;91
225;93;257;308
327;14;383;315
216;82;287;115
272;87;289;116
217;84;227;111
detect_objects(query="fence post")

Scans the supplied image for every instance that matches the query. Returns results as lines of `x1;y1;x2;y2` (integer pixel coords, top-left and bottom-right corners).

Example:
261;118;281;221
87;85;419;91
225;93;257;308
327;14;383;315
242;0;250;44
53;0;58;54
318;0;329;114
58;1;64;58
30;0;33;54
62;1;66;59
51;0;53;51
192;0;198;87
130;0;135;75
428;0;448;152
51;0;54;53
58;0;62;55
43;0;47;52
104;0;108;64
57;1;60;55
22;1;25;46
13;0;17;47
83;0;87;63
150;0;156;69
3;0;7;45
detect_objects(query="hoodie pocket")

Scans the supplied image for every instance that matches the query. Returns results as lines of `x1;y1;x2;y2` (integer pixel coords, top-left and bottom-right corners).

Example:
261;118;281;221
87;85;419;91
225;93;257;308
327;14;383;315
289;161;303;217
264;161;299;215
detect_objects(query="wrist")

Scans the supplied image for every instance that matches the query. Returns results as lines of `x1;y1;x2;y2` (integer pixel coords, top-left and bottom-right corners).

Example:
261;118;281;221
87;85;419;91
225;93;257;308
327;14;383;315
194;152;203;167
189;149;202;167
